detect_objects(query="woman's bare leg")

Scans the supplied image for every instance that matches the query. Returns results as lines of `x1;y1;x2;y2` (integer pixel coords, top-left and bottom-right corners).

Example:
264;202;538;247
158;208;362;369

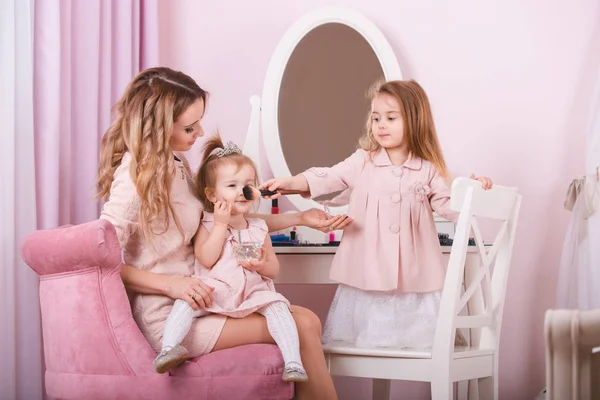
212;312;274;350
212;305;337;400
289;305;337;400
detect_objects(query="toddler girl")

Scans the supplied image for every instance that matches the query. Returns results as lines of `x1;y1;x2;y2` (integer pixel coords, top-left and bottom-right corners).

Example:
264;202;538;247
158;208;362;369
153;134;308;382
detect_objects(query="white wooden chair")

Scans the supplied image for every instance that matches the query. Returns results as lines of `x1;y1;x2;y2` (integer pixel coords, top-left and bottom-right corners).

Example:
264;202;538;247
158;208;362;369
323;177;522;400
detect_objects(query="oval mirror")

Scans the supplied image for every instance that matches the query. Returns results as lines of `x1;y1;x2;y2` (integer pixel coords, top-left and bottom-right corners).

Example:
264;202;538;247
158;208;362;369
261;7;402;214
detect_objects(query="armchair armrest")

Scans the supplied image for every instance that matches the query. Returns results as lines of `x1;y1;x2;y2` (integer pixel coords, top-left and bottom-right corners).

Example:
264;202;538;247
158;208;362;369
21;219;158;376
21;219;121;276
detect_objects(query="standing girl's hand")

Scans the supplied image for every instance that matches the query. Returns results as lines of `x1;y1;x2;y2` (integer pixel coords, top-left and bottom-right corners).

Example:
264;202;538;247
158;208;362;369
259;175;309;199
470;174;493;190
258;178;293;199
213;200;232;226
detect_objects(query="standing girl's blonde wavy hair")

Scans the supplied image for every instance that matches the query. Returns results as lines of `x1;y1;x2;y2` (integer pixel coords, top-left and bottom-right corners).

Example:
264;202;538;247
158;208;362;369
359;80;449;179
97;67;207;242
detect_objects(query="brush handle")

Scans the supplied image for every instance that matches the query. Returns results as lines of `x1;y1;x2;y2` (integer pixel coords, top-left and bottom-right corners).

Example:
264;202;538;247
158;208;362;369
259;189;305;197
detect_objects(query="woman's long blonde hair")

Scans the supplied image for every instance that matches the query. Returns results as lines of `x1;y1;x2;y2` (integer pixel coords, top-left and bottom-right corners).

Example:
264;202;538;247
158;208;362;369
358;80;449;179
97;67;207;242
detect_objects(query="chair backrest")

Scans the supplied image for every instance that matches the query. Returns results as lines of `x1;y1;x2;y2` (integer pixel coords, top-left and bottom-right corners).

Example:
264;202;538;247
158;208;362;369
432;177;522;357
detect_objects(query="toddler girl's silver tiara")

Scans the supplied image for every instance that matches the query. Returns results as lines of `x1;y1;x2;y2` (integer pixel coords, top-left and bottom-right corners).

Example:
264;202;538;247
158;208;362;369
214;141;242;158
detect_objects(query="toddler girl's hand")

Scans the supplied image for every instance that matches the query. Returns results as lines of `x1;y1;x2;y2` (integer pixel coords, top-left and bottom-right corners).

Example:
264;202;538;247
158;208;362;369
240;247;266;273
214;200;232;225
470;174;493;190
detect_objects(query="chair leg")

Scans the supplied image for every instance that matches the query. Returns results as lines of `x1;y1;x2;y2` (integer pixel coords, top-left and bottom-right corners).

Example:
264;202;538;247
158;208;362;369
477;376;496;400
457;380;468;400
468;379;480;400
457;379;481;400
592;351;600;400
431;377;452;400
372;379;391;400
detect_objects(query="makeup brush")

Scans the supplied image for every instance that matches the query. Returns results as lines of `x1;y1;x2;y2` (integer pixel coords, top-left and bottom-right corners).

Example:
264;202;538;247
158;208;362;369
242;185;305;201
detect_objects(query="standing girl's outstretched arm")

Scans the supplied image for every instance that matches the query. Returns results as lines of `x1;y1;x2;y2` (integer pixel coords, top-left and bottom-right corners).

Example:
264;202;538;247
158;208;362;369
260;149;366;200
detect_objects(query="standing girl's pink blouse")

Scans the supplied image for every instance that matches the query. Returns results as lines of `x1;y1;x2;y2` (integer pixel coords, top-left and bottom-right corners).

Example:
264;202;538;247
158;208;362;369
302;148;456;293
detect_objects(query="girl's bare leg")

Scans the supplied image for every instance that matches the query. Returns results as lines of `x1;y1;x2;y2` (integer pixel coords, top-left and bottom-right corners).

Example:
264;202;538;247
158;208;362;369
212;305;337;400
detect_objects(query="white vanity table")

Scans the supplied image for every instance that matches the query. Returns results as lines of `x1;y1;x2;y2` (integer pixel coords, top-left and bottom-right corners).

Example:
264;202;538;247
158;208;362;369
274;246;338;285
273;246;479;285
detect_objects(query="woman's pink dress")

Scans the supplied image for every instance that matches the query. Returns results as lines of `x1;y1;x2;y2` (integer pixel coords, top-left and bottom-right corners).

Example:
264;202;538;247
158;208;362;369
100;153;227;357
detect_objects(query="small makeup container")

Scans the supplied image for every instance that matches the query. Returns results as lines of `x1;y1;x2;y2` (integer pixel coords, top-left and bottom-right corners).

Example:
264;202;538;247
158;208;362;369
271;198;279;214
234;242;262;263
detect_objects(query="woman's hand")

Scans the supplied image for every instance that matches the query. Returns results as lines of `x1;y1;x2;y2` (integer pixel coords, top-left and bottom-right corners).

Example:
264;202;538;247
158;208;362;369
469;174;493;190
300;208;353;232
164;276;214;311
213;200;232;226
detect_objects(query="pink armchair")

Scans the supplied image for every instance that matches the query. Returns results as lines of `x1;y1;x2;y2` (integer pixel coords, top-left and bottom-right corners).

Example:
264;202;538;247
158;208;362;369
21;219;293;400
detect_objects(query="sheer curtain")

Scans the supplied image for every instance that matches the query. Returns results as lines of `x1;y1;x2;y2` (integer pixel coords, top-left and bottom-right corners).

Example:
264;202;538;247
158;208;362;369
1;1;42;399
1;1;158;398
583;65;600;310
557;66;600;310
35;0;159;228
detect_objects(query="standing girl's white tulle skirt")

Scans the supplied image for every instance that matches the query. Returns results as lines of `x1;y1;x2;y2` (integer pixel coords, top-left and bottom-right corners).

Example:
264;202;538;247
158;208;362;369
322;284;442;349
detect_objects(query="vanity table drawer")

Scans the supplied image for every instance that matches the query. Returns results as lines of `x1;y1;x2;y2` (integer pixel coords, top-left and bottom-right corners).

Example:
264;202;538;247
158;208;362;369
273;247;475;285
275;253;335;284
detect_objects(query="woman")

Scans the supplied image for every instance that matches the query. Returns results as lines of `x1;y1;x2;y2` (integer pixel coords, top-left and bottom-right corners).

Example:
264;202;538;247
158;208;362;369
97;67;348;399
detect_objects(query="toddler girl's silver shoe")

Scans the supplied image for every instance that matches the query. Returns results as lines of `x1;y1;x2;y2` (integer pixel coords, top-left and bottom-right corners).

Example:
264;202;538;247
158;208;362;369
153;344;190;374
282;362;308;382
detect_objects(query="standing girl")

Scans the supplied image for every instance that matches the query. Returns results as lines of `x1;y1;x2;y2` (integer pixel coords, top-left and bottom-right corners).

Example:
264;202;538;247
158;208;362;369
261;80;492;348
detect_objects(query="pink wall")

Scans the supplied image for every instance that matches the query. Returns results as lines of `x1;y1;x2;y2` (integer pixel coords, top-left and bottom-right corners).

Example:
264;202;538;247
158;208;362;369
158;1;600;399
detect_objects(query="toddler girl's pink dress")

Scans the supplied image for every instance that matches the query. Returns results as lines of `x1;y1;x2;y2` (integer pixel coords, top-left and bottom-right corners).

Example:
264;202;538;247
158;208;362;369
195;212;289;317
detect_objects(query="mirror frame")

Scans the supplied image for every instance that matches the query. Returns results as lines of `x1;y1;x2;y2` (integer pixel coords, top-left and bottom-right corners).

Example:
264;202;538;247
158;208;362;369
261;7;403;214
